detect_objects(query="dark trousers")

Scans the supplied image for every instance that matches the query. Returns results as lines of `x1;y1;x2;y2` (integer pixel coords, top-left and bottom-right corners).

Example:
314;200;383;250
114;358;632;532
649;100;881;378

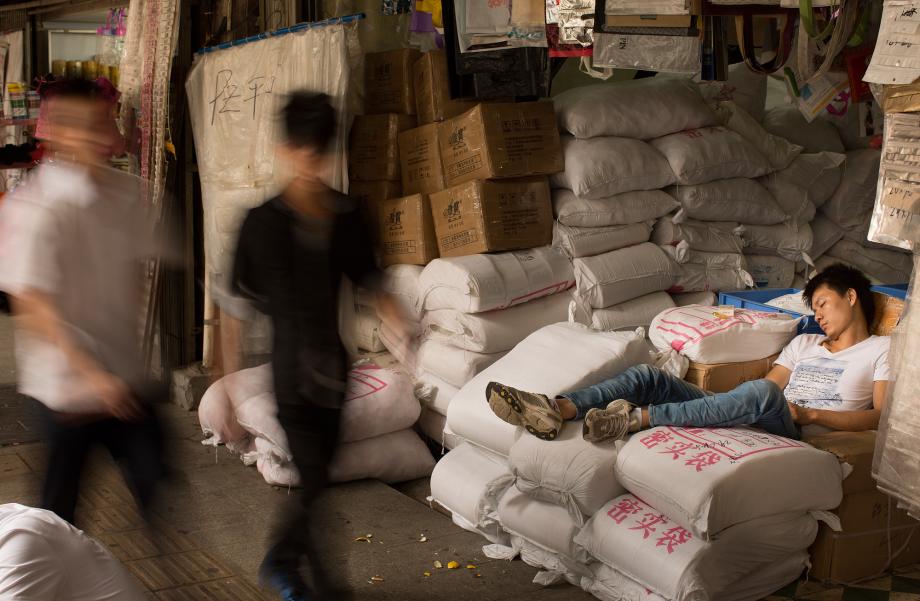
39;396;165;526
264;399;344;597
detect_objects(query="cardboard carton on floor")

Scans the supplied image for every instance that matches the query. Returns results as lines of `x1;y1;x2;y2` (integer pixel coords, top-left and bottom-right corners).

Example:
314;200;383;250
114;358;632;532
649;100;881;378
429;177;553;257
349;180;402;236
414;50;478;125
438;102;563;187
398;123;445;196
684;354;779;394
806;430;879;495
377;194;439;267
809;523;920;583
349;114;417;182
872;291;905;336
365;49;422;115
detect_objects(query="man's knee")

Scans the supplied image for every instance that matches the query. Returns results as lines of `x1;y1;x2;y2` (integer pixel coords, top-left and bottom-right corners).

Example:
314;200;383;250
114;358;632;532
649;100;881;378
744;379;785;411
628;363;659;380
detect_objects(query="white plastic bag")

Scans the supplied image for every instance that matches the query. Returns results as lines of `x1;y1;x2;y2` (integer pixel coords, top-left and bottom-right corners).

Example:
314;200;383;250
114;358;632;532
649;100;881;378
570;291;676;332
446;324;650;455
650;126;773;186
652;217;745;254
553;189;679;228
421;291;570;353
417;338;506;389
341;364;421;442
199;377;249;446
574;243;677;309
553;77;718;140
414;370;460;416
649;304;799;363
668;178;786;225
418;247;575;313
551;137;676;199
329;428;435;483
614;426;844;538
663;248;754;293
553;220;653;259
497;487;584;563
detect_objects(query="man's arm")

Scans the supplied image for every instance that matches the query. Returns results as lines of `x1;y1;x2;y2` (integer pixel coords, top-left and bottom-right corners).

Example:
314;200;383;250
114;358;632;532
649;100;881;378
10;290;140;420
764;364;792;390
789;381;888;432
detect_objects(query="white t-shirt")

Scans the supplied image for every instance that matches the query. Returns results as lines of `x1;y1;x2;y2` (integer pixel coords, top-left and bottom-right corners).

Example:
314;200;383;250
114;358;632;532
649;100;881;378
775;334;890;412
0;504;145;600
0;162;159;413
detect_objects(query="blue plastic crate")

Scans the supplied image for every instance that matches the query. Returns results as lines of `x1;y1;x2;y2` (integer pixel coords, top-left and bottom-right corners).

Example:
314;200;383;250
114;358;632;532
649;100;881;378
718;289;822;334
871;284;908;300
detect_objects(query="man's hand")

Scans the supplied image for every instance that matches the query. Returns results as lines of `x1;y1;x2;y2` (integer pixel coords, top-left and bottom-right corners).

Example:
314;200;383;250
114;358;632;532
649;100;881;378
787;402;814;425
375;292;418;369
85;369;142;422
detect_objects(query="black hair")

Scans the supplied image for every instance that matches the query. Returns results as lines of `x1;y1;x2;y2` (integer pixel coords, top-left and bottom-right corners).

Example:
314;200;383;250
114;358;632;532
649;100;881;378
37;77;113;101
802;263;875;326
281;91;336;152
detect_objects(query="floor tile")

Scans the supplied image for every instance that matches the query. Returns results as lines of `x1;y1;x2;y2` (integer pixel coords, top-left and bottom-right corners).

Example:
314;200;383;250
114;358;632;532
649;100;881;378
861;577;894;591
155;577;270;601
128;550;234;591
893;577;920;594
841;587;894;601
0;453;30;477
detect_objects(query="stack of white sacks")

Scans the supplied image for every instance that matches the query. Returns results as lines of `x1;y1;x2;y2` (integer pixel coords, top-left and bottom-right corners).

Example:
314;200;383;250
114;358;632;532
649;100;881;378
430;318;847;600
380;250;576;448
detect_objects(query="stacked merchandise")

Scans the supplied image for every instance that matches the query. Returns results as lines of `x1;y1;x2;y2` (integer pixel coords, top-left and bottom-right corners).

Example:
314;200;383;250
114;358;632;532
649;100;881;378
198;363;435;486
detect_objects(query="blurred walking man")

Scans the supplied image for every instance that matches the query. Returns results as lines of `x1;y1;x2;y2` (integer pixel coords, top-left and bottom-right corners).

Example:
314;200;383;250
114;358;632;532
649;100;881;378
221;92;406;601
0;78;167;526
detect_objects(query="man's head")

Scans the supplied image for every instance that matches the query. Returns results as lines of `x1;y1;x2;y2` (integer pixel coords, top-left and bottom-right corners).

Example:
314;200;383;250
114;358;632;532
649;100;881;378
803;263;875;338
277;92;337;181
38;78;122;164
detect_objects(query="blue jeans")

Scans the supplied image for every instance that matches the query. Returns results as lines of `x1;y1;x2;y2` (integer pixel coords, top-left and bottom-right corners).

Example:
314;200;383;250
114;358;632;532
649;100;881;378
565;364;800;439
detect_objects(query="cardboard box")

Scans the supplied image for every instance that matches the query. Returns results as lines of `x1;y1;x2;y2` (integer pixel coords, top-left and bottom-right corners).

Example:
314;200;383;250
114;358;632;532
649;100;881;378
414;50;478;125
805;430;878;495
377;194;439;267
349;180;402;236
365;49;421;115
349;114;417;182
833;489;919;533
398;123;446;196
429;177;553;257
809;522;920;583
683;355;779;394
872;291;905;336
438;102;563;187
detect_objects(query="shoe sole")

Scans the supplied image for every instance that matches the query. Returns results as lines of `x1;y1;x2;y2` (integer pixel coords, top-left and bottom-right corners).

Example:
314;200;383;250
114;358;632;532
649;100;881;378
486;382;558;441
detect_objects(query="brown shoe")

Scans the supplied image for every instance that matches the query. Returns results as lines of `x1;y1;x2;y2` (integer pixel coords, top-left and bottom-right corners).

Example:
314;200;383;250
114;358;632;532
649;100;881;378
583;399;633;443
486;381;563;441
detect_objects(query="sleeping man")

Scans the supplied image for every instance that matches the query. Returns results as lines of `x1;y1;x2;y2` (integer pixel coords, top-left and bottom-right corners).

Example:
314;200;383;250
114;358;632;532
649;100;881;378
487;263;890;442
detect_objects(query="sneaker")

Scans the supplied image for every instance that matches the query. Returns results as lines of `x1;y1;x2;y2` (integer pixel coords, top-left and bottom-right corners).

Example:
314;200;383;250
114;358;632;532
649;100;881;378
486;381;563;440
259;562;313;601
583;399;633;443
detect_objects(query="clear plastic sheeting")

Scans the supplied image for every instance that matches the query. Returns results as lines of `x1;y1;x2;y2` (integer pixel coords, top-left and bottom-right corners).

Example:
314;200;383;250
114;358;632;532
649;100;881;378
874;255;920;520
592;32;701;75
186;24;356;365
869;113;920;252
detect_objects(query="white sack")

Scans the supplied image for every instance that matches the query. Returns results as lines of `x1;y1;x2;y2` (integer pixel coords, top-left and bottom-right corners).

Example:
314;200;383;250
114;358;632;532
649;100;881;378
821;149;882;232
762;105;845;153
663;248;754;293
554;189;679;228
697;63;768;123
417;406;460;450
649;304;799;363
650;126;773;186
571;291;676;332
341;364;420;442
446;324;650;456
719;100;802;170
382;264;425;322
496;488;584;564
811;213;845;259
553;221;653;259
329;429;435;483
652;217;745;254
574;493;819;601
745;255;796;288
354;306;385;353
773;152;846;208
574;243;677;309
422;291;571;353
615;426;844;538
742;223;814;263
759;175;816;225
671;291;717;307
199;377;249;446
510;421;625;524
418;247;575;314
417;338;506;389
553;77;718;140
668;178;786;225
429;443;514;542
551;137;676;199
378;321;414;370
414;370;459;416
826;239;914;284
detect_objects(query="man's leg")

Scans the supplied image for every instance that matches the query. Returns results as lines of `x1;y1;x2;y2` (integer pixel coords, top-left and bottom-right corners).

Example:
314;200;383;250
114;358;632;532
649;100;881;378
98;404;165;520
39;407;92;525
648;379;800;439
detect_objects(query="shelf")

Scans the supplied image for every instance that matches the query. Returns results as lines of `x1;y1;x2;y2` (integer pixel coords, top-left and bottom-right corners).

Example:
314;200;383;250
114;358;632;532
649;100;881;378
0;119;37;128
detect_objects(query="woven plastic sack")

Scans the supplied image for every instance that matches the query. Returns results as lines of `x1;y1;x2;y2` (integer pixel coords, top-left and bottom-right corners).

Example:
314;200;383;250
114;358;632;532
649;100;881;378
573;243;677;309
652;217;746;254
745;255;796;288
553;220;653;259
742;223;814;263
570;291;676;332
719;100;802;170
553;189;679;228
762;105;845;154
416;338;506;389
774;152;846;209
650;126;773;186
811;213;845;259
821;149;882;232
668;178;786;225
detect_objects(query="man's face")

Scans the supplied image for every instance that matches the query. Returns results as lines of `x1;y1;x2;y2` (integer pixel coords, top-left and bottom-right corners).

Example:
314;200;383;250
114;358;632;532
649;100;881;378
276;142;331;184
811;284;859;338
46;96;120;164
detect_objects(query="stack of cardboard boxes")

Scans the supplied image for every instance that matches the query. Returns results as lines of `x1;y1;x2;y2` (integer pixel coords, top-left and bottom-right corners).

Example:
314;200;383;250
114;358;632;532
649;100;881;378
350;48;563;268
